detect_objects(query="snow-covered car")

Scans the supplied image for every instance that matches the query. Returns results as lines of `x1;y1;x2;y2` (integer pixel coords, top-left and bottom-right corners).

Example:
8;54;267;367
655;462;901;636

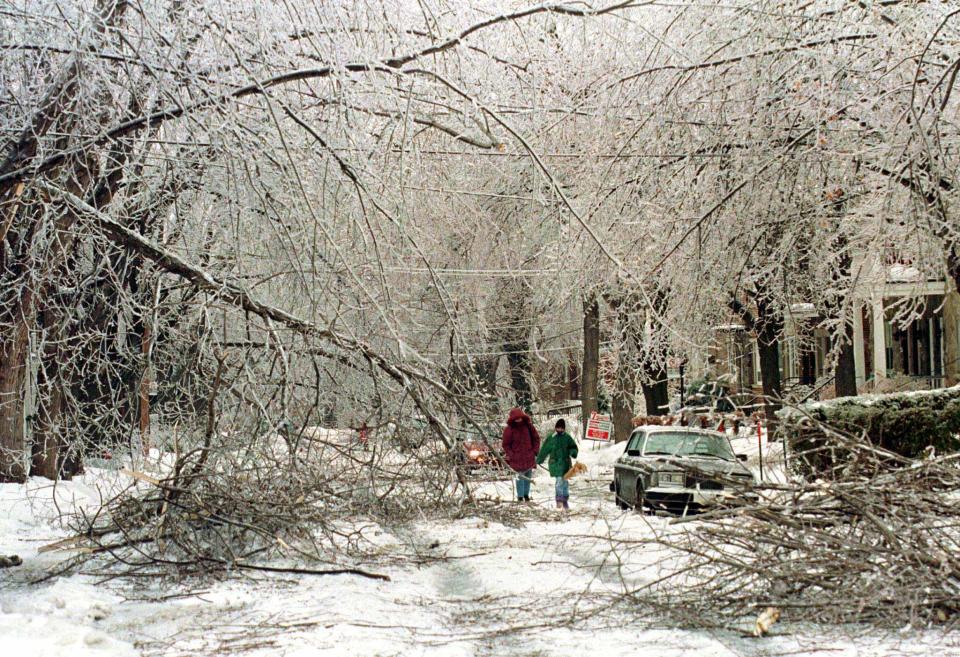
610;426;755;515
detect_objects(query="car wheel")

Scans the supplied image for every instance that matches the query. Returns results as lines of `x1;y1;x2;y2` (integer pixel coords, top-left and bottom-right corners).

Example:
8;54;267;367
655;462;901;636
635;482;647;513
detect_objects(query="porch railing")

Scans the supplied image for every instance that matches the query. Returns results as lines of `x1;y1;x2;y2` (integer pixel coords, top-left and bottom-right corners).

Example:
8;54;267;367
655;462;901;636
908;375;945;389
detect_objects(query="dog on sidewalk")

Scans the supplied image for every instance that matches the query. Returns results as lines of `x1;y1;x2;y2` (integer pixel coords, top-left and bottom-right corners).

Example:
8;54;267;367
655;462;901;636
563;461;587;480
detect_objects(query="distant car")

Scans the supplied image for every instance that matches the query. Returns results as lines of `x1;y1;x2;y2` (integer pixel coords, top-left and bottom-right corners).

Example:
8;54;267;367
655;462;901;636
453;425;505;470
611;426;756;515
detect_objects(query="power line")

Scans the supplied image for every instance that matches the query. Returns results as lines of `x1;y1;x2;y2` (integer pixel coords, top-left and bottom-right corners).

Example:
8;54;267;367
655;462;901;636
380;267;561;276
436;340;613;358
400;185;537;200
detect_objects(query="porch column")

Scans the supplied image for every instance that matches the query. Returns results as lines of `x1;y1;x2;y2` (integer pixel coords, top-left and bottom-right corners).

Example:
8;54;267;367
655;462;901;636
872;296;887;383
945;288;960;387
853;304;866;387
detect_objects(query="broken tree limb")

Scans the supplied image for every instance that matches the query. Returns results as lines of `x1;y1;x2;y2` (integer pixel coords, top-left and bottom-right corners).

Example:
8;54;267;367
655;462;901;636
45;183;472;500
226;561;391;582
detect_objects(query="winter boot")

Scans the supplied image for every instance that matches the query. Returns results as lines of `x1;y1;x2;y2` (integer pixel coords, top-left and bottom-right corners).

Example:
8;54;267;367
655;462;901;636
561;496;570;511
555;498;563;509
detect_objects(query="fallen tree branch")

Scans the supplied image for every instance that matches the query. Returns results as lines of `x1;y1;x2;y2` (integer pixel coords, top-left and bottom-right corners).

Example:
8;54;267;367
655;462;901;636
45;183;461;450
226;561;391;582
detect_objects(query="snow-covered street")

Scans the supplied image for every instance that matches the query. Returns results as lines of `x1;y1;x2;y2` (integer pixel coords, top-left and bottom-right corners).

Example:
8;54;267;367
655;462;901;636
3;437;957;657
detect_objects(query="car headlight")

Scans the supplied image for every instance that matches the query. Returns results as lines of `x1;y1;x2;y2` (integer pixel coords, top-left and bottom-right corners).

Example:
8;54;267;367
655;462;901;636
658;472;684;486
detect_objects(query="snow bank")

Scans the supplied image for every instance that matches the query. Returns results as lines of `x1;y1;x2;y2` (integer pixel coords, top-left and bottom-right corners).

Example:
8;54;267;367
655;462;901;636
729;428;790;484
577;438;625;468
0;475;140;657
0;576;137;657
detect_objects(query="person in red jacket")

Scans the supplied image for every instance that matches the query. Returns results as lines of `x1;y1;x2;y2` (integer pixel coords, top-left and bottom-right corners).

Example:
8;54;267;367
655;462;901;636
501;407;541;502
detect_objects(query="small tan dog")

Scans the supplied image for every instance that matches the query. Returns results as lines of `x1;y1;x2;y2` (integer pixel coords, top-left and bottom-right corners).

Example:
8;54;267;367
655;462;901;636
563;461;588;480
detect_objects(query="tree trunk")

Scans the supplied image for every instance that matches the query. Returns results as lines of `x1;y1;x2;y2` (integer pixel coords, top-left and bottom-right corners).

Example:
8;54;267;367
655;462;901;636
756;335;782;419
755;297;783;430
612;363;635;443
0;0;142;482
730;291;783;432
1;142;114;482
505;347;532;412
606;291;635;442
490;278;533;411
640;361;669;416
606;284;670;436
0;356;29;482
31;306;68;479
835;325;858;397
827;230;858;398
31;377;68;479
475;357;499;400
581;295;600;436
0;286;36;482
138;323;151;453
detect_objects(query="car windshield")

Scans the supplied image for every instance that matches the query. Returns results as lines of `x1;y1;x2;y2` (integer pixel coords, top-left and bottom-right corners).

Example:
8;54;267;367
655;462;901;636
641;432;736;461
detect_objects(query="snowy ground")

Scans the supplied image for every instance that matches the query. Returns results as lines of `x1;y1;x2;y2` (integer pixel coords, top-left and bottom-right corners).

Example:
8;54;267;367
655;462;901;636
2;433;957;657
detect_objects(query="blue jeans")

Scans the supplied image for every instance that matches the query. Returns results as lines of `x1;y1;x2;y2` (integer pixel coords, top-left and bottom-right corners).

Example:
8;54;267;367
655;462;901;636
554;476;569;501
516;469;533;499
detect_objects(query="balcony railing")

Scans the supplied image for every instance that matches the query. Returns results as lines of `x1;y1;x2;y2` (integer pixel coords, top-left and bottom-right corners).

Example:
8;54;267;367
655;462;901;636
909;375;945;389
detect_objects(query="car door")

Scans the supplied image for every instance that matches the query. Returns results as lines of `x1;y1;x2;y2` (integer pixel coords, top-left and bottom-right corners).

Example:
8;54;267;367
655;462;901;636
616;429;646;503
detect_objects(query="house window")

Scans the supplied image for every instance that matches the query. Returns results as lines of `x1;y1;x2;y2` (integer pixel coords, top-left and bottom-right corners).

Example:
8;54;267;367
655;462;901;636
738;334;754;390
798;346;817;386
885;321;894;372
753;342;762;386
780;337;797;383
934;317;944;377
819;336;830;378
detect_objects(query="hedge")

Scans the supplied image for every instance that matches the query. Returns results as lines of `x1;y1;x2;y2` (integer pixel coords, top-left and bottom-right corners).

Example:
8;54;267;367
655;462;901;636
777;385;960;477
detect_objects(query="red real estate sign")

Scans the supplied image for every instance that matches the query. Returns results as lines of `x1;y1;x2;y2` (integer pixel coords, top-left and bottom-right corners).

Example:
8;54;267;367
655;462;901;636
585;412;612;441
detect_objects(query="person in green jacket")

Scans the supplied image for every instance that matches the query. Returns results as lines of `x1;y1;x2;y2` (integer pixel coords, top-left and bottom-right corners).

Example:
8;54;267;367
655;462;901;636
536;418;579;510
